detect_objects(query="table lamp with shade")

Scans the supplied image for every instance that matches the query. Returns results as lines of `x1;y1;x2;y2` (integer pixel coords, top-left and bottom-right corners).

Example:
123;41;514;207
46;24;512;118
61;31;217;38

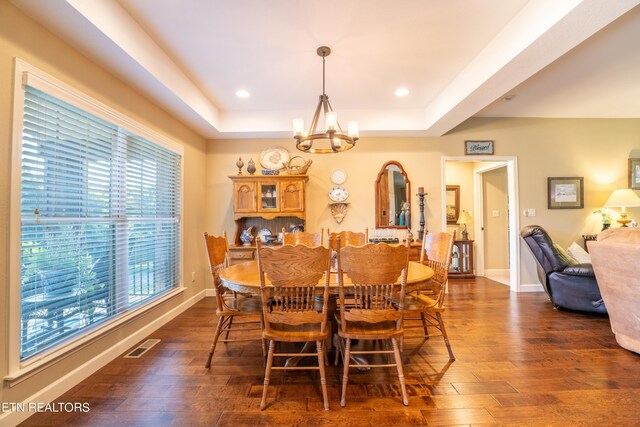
458;210;473;240
603;189;640;226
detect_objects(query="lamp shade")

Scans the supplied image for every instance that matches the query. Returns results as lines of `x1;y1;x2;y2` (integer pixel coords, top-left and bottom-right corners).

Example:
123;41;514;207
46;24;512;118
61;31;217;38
457;210;473;225
604;189;640;208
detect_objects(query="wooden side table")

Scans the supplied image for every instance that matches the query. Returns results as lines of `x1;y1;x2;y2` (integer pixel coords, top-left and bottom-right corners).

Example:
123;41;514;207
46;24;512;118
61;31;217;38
449;239;475;279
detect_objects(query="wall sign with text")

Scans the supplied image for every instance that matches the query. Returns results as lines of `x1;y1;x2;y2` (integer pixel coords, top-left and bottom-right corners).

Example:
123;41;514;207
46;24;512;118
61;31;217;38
465;140;494;155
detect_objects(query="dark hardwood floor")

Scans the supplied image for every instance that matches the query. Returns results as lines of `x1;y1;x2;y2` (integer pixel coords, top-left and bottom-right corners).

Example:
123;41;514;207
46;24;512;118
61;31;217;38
20;278;640;426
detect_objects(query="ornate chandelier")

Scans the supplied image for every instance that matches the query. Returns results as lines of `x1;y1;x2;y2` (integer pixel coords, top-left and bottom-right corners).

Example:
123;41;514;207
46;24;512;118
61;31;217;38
293;46;359;154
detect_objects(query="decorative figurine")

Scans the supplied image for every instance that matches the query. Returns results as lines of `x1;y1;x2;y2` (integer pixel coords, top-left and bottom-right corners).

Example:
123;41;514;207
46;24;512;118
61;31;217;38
236;157;244;175
400;201;410;228
247;158;256;175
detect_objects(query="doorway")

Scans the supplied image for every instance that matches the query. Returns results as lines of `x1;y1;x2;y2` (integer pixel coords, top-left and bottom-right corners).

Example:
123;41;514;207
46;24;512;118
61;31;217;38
477;163;509;286
441;157;520;292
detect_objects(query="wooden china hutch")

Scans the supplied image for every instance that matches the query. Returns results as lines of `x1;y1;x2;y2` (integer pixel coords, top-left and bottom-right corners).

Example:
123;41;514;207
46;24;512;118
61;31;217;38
228;175;309;263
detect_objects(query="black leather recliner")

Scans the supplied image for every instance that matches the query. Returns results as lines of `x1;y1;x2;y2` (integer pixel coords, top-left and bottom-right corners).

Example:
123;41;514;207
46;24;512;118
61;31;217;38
520;225;606;314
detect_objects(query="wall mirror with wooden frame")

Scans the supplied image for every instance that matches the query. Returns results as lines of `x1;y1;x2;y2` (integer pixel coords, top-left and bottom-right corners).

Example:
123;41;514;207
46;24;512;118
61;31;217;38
375;161;411;228
445;185;460;225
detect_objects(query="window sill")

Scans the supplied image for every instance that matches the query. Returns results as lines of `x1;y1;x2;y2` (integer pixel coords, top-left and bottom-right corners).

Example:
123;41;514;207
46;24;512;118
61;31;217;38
4;286;186;387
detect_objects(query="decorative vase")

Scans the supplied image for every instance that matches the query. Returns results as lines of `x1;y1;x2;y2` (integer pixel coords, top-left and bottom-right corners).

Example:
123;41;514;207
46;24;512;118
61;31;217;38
247;158;256;175
236;157;244;175
240;226;254;246
602;223;611;231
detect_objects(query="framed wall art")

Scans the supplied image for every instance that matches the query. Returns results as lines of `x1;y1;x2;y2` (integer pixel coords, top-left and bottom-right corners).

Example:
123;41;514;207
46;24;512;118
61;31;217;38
548;177;584;209
629;158;640;190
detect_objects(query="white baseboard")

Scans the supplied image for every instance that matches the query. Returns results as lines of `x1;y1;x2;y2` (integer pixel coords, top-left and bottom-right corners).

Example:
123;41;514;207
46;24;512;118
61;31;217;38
0;290;207;427
204;288;216;297
519;283;545;292
484;269;510;276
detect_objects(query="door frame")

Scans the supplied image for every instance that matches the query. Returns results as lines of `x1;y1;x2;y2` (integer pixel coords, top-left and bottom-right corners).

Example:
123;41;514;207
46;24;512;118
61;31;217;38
441;156;521;292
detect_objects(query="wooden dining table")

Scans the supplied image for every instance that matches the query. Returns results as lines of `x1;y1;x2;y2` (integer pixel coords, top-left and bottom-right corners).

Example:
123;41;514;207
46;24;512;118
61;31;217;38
219;260;434;367
219;260;434;294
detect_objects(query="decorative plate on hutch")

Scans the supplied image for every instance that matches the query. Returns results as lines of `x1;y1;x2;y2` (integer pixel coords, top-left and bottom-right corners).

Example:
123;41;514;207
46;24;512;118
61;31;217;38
257;228;272;243
328;186;349;202
260;147;290;170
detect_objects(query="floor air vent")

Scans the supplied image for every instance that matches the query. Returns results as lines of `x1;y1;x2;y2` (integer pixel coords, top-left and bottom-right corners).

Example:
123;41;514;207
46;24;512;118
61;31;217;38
124;339;161;358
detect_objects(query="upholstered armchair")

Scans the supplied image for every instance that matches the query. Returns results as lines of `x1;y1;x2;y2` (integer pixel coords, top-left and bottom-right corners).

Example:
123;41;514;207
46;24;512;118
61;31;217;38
589;227;640;354
520;225;606;314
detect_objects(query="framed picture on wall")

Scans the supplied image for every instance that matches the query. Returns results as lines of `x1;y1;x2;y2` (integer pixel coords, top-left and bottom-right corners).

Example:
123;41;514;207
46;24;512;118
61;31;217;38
629;158;640;190
548;177;584;209
445;185;460;224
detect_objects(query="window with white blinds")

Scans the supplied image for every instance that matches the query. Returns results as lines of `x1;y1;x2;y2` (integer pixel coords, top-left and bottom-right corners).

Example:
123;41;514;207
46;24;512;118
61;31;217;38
19;85;181;361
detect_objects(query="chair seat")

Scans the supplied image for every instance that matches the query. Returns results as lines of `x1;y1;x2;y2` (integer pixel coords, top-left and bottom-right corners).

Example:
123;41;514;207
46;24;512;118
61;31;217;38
335;314;403;339
263;323;327;342
394;294;443;312
216;294;262;315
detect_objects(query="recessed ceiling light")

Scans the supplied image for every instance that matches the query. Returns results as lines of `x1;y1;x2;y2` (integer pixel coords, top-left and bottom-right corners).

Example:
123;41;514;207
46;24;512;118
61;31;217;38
503;94;516;101
236;89;250;98
395;87;410;97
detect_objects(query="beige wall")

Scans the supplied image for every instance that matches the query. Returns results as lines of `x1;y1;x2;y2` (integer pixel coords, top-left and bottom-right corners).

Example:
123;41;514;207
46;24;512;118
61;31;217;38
482;166;509;269
0;2;208;404
206;118;640;287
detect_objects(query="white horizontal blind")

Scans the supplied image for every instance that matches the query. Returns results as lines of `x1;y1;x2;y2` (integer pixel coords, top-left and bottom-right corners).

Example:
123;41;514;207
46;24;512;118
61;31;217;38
20;85;181;360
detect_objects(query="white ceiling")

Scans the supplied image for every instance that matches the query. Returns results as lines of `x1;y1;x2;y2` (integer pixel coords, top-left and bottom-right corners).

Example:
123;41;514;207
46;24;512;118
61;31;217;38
9;0;640;139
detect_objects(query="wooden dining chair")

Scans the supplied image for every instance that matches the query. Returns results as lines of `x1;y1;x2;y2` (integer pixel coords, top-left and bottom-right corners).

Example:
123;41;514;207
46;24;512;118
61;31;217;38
327;228;368;249
203;232;265;369
420;230;455;265
335;241;410;407
401;231;456;360
281;228;324;246
256;240;332;410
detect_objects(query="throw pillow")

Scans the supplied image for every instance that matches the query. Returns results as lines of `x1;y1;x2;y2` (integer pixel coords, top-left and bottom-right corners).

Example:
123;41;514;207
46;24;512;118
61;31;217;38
553;243;577;266
567;242;591;264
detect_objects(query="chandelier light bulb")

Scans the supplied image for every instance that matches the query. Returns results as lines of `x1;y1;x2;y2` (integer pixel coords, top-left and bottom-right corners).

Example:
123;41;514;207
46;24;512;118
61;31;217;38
293;118;304;137
347;121;359;138
325;111;337;131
